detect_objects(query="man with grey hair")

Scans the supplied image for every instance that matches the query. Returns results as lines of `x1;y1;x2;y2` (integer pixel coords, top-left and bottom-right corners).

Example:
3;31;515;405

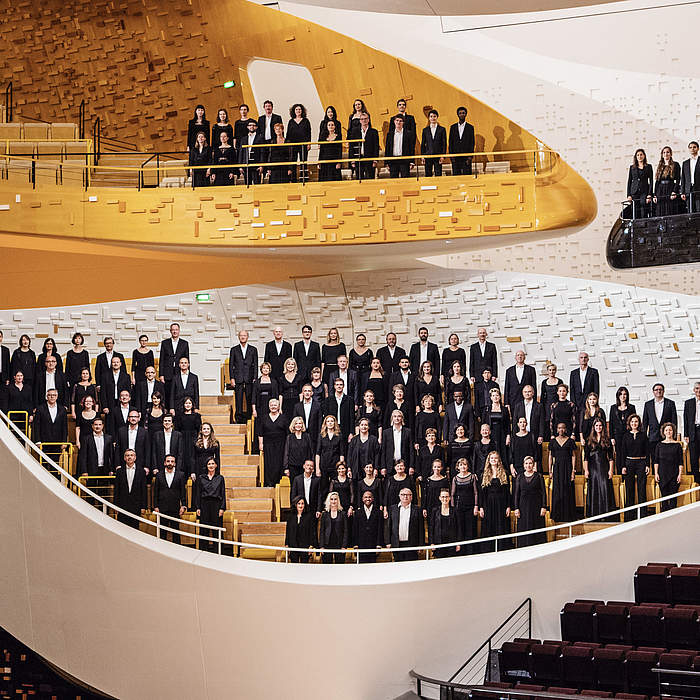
569;351;600;411
229;329;258;423
263;326;291;381
683;382;700;485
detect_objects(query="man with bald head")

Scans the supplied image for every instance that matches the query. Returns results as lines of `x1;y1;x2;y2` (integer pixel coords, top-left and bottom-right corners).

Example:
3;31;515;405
569;351;600;411
264;326;292;381
504;349;536;410
469;327;498;384
229;330;259;423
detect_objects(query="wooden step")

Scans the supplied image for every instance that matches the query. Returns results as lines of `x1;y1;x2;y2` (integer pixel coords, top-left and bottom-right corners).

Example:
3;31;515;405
200;405;231;416
225;475;257;488
200;396;233;407
209;424;245;436
221;466;258;478
221;456;259;466
229;510;271;522
239;522;286;535
232;486;274;499
228;498;273;511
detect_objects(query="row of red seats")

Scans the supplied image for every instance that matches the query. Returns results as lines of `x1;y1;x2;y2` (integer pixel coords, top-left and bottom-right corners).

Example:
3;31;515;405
634;564;700;606
478;680;670;700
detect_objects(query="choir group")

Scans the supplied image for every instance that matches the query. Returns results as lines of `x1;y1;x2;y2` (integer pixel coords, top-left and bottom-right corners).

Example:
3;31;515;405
1;322;697;563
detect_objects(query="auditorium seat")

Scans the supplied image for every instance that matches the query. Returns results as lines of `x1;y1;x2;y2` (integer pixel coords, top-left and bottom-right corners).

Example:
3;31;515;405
647;563;677;569
50;122;77;139
681;564;700;569
581;691;613;697
597;603;631;645
0;122;22;139
625;650;660;695
513;682;546;700
630;606;664;647
635;566;671;604
6;141;34;182
500;641;533;682
514;639;542;648
658;652;693;672
547;687;578;694
615;694;649;700
669;567;700;605
562;645;595;689
593;647;627;693
662;607;699;649
531;644;563;685
23;123;49;140
472;681;513;700
561;602;598;642
35;141;63;184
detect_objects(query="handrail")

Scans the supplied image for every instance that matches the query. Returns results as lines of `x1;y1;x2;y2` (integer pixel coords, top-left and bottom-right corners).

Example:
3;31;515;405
78;100;85;140
3;408;698;560
92;117;100;166
5;81;12;122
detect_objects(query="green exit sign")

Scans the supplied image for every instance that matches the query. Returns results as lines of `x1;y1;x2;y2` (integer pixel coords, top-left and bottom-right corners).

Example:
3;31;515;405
195;293;211;302
223;80;235;89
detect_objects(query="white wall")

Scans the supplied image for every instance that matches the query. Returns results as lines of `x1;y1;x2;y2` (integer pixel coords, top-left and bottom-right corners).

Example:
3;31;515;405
279;0;700;295
2;420;700;699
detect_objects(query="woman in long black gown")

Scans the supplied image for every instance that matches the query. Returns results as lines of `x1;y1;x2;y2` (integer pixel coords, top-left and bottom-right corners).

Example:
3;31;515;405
285;496;317;563
283;416;314;484
441;334;466;385
287;103;312;183
540;363;563;427
251;362;278;446
443;360;468;408
653;146;680;216
329;461;355;516
188;131;211;188
64;332;89;391
176;397;202;479
319;119;343;182
626;148;653;218
316;415;345;496
414;361;441;414
321;328;346;388
583;418;616;520
143;391;165;433
430;489;460;558
309;367;325;405
654;422;683;512
579;392;606;444
319;491;349;564
384;384;411;432
609;386;636;474
473;423;496;480
549;384;577;440
509;416;538;477
451;457;479;554
259;398;288;487
131;334;154;386
355;462;382;510
11;335;36;392
514;456;547;547
195;457;226;553
479;451;511;551
346;417;380;484
349;334;373;393
211;109;233;153
187;104;210;151
347;99;370;137
422;458;449;528
417;428;442;485
267;122;292;184
482;387;511;467
549;422;576;522
208;131;236;186
279;358;301;423
7;370;34;430
71;367;98;418
446;424;472;478
414;394;441;452
365;359;387;414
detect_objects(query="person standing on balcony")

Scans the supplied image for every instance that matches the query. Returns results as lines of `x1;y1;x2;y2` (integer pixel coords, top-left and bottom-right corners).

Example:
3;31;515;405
350;112;379;180
448;106;475;176
186;104;209;151
421;110;447;177
680;140;700;213
384;115;414;178
159;322;189;406
229;329;258;425
256;100;282;143
287;103;312;183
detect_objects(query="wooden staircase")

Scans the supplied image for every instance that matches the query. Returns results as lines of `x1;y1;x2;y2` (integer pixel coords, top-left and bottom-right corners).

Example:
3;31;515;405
198;396;286;559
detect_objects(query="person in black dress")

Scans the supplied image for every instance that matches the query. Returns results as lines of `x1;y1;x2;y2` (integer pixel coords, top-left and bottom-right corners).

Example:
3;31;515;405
619;413;649;519
444;359;468;408
64;332;89;391
71;367;98;418
548;422;576;522
482;386;511;466
383;458;416;512
654;422;683;511
479;451;512;551
131;334;154;386
267;122;293;184
653;146;680;216
416;427;442;486
319;491;349;563
309;367;325;405
279;357;302;422
356;390;382;440
473;423;496;480
193;422;221;480
7;370;33;432
540;363;563;427
208;130;236;186
550;384;577;440
285;496;317;563
74;394;98;449
430;489;461;558
610;386;636;474
187;104;210;151
37;337;63;374
626;148;653;218
384;383;412;432
422;458;449;527
319;105;342;141
321;328;346;388
251;362;278;439
414;394;441;453
347;417;380;483
319;119;343;181
349;333;373;393
233;104;252;149
509;416;538;478
259;398;288;487
579;392;606;444
347;98;369;138
11;335;36;392
355;462;382;511
446;423;472;478
194;457;226;553
365;359;387;413
211;109;233;154
414;361;441;414
329;461;355;516
316;415;345;496
513;456;547;547
583;418;616;520
287;103;312;183
284;415;314;484
442;334;466;383
175;396;202;479
143;391;165;433
451;457;479;554
188;131;211;188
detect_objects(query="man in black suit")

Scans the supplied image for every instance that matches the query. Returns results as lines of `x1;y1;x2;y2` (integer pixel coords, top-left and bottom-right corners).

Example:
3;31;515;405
421;110;447;177
353;490;384;563
153;455;187;543
256;99;283;142
106;389;134;441
159;322;189;405
351;112;379;180
94;336;125;397
33;355;69;409
473;367;499;417
77;417;114;476
33;388;68;469
293;384;321;441
384;115;415;179
0;330;11;414
323;378;354;443
238;119;267;185
448;106;475;176
376;332;406;375
290;459;321;518
169;356;200;414
328;355;359;408
134;366;165;415
387;98;417;144
387;488;424;561
101;355;132;415
643;383;678;458
504;350;537;409
569;351;600;411
151;414;183;474
114;448;147;529
229;329;258;424
116;410;150;472
263;326;292;381
293;325;321;383
408;326;440;376
683;382;700;485
443;389;474;442
389;356;415;409
680;140;700;213
469;327;498;383
381;410;414;477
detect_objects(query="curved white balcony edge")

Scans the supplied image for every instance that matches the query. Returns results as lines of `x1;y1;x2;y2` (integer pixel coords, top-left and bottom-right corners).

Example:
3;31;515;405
1;420;699;700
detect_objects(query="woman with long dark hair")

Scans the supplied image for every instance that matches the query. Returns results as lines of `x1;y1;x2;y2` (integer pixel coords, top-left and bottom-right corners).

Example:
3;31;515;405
653;145;680;216
584;418;616;519
626;148;653;218
319;118;343;182
287;103;312;183
187;104;210;150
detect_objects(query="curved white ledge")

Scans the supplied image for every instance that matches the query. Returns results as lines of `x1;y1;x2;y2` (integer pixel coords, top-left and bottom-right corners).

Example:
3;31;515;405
2;420;699;699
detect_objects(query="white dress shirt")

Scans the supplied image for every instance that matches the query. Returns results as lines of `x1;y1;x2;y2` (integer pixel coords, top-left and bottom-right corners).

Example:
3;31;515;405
691;155;698;186
364;504;373;519
263;115;272;140
240;343;248;359
120;405;129;424
420;342;428;366
165;469;175;487
164;430;172;455
171;338;179;354
45;371;56;392
430;124;437;139
338;370;348;396
180;372;189;389
146;379;155;403
523;399;533;431
274;340;283;354
516;365;524;383
400;370;410;385
48;404;58;421
393;129;403;156
458;122;466;138
112;370;120;399
303;475;312;504
360;127;368;156
454;403;463;420
393;428;403;461
128;427;138;450
303;401;312;427
94;434;105;467
695;399;700;426
398;504;411;542
388;346;395;358
125;465;135;492
579;367;588;389
655;398;665;424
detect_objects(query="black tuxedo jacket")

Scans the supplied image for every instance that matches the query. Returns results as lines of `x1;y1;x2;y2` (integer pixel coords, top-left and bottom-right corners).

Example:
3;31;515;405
101;369;133;410
469;341;498;380
153;469;187;513
643;398;678;442
134;379;166;414
290;474;321;513
77;432;115;476
319;510;350;548
504;364;537;407
448;121;475;156
151;429;184;472
257;113;283;141
116;426;150;468
264;340;292;380
293;341;322;382
443;402;475;442
170;372;200;412
681;158;700;195
328;368;359;407
384;130;416;159
114;464;147;516
94;351;126;389
388;369;415;405
376;345;406;375
33;369;69;408
408;341;440;376
350;125;380;160
511;400;546;442
229;344;259;384
293;400;322;440
388;113;417;137
323;394;354;441
569;367;600;409
381;426;414;473
388;503;424;547
0;345;10;384
32;403;68;444
353;505;384;548
237;132;267;165
107;403;135;439
159;338;190;381
420;124;447;156
684;398;700;443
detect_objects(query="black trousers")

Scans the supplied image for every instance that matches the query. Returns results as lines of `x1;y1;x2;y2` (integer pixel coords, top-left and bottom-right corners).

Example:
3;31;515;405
289;551;310;563
290;145;308;182
451;156;472;176
322;551;345;564
659;478;679;511
233;381;252;423
354;161;376;180
393;541;418;561
689;428;700;484
199;499;223;552
624;458;648;519
118;508;141;530
158;510;181;544
424;157;442;177
389;161;411;178
356;551;378;564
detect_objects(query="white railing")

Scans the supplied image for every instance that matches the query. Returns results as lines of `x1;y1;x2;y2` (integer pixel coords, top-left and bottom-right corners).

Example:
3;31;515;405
3;410;698;562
